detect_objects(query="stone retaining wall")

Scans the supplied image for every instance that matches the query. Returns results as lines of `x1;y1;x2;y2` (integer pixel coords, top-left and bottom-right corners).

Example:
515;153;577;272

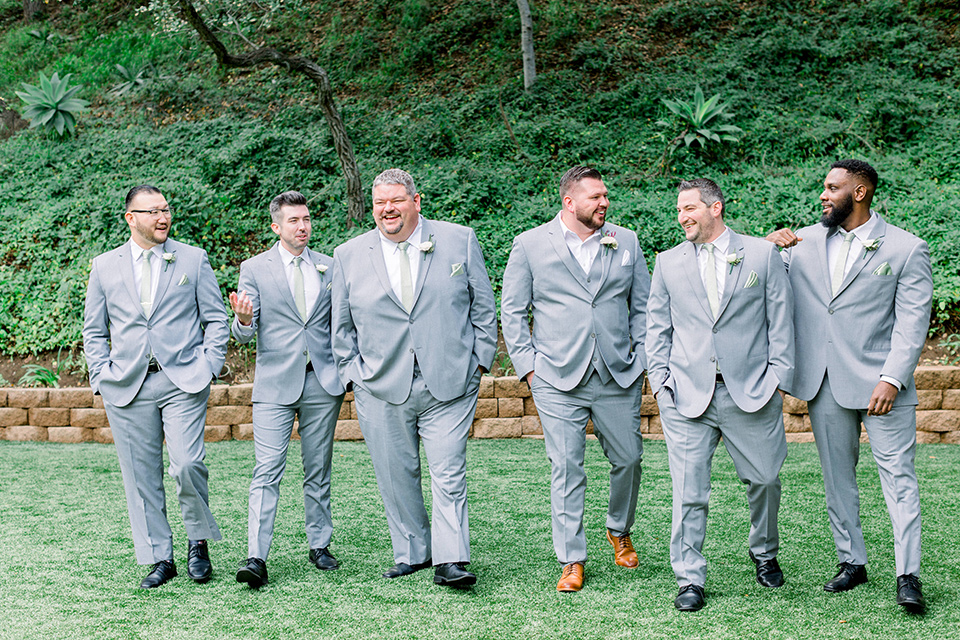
2;366;960;444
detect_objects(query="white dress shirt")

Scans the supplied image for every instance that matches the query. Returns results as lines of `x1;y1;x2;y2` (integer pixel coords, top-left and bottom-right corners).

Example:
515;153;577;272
130;240;163;309
558;212;601;275
379;216;424;302
278;243;322;317
695;227;731;301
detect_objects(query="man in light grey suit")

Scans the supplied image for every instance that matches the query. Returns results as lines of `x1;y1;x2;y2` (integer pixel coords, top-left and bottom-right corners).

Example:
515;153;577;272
331;169;497;587
501;166;649;593
767;159;932;614
83;185;229;589
646;179;794;612
228;191;345;588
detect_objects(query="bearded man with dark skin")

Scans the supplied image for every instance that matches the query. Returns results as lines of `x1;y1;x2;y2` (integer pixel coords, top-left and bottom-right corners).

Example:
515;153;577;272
767;159;933;614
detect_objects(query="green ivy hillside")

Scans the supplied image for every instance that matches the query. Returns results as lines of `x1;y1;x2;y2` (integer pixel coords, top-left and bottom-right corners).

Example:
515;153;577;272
0;0;958;354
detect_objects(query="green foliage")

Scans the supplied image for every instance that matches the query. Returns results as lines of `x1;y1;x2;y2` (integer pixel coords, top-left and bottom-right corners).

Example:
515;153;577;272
14;71;88;137
659;86;743;150
109;62;151;97
17;364;60;388
0;0;958;354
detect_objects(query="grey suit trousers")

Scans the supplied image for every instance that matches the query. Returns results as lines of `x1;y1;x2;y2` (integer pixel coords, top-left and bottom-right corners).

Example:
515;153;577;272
353;369;481;565
530;371;643;565
247;371;344;560
658;384;786;587
807;375;921;576
104;370;221;564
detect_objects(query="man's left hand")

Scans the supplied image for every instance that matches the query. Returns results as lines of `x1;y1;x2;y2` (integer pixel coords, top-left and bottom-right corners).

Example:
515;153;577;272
867;381;898;416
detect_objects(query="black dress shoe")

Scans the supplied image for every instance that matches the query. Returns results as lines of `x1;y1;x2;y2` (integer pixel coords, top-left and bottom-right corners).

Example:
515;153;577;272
896;574;925;614
824;562;867;592
382;559;432;579
749;551;784;588
236;557;268;589
433;562;477;588
675;584;705;612
309;547;339;571
187;540;212;583
140;560;177;589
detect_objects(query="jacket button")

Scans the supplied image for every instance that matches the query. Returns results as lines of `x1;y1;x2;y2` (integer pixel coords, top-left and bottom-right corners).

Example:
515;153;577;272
710;356;716;362
828;308;835;314
302;350;308;356
591;333;596;338
409;348;415;354
592;303;597;308
712;328;718;333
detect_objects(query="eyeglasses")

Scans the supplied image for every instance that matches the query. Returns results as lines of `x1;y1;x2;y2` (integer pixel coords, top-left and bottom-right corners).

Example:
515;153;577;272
129;208;173;218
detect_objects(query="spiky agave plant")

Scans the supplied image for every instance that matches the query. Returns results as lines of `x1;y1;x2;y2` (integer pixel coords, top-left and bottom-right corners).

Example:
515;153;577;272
15;71;90;137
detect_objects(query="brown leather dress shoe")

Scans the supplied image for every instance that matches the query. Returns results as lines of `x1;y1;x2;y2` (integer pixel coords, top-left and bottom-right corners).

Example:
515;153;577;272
557;562;585;592
606;530;639;568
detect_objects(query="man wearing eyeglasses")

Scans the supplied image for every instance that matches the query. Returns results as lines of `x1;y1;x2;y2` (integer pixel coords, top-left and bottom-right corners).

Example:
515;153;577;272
83;185;229;589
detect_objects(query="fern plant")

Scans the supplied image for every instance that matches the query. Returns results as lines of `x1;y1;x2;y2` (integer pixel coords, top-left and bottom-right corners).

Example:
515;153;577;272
15;72;90;137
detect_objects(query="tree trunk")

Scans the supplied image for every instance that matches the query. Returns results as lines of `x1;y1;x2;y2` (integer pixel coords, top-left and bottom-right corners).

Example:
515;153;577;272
23;1;43;22
516;0;536;91
174;0;365;227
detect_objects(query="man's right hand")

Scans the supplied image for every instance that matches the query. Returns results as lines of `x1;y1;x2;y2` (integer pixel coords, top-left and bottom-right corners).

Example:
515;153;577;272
525;371;534;385
765;228;802;248
228;290;253;326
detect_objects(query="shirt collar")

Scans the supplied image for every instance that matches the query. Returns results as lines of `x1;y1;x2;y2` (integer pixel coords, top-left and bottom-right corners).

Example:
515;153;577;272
836;210;880;242
557;212;601;244
130;239;164;261
277;243;311;266
695;227;731;256
379;215;424;252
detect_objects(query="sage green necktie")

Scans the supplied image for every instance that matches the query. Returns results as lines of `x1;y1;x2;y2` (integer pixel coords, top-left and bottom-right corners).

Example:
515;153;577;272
398;241;414;312
704;243;720;319
140;249;153;318
832;230;854;296
293;256;307;321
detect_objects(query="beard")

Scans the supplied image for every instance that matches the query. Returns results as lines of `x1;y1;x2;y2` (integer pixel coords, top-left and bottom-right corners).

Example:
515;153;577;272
575;205;604;231
820;193;854;228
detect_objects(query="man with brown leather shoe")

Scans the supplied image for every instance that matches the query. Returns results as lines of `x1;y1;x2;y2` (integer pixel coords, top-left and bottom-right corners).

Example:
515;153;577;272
502;167;650;592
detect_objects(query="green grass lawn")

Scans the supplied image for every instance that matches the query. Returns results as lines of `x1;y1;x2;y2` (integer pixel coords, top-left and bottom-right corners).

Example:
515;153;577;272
1;438;958;639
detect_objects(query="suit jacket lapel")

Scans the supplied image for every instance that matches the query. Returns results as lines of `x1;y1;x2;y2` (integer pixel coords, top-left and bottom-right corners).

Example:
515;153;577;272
681;242;713;320
366;230;406;311
547;218;590;292
305;248;330;322
265;244;301;319
835;216;887;298
117;244;143;317
815;227;833;299
150;243;176;312
411;219;434;310
596;226;614;292
716;232;745;319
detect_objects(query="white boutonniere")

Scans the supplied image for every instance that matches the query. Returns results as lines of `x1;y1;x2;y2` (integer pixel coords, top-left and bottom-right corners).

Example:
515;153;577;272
724;252;743;274
162;252;176;272
862;238;882;259
419;234;435;261
316;264;329;279
600;232;618;254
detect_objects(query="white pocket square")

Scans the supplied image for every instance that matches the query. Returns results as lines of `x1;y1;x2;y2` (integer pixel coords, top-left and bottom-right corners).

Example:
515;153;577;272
326;282;333;290
743;271;759;288
450;263;463;277
177;274;189;286
621;250;631;267
873;262;893;276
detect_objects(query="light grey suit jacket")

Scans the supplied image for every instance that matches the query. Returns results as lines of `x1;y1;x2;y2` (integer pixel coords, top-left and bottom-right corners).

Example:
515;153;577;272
331;219;498;404
232;243;344;404
501;218;650;391
83;238;229;407
646;231;794;418
783;216;932;408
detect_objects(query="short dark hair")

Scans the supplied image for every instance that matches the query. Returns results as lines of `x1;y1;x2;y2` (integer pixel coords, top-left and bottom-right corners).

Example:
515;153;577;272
830;159;878;190
559;166;603;199
269;190;308;223
125;185;162;210
677;178;725;217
